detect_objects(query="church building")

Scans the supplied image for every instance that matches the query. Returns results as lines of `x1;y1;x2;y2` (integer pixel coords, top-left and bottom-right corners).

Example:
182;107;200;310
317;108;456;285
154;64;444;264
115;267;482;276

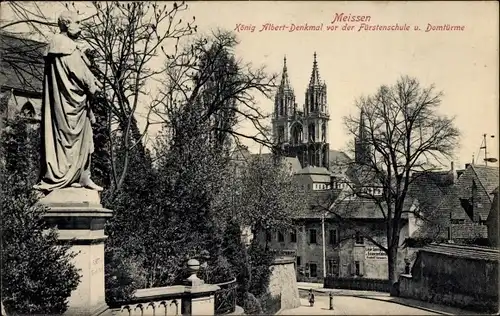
259;53;413;281
272;53;342;170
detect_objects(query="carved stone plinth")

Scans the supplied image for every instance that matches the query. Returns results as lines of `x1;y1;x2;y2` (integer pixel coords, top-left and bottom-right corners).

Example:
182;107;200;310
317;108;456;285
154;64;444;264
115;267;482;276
39;187;113;316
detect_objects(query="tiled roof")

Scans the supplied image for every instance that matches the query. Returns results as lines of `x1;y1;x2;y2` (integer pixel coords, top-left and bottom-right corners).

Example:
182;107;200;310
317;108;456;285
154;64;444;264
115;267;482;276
295;166;331;183
326;197;410;220
421;243;499;262
0;32;46;94
329;150;351;165
407;171;454;216
296;166;331;175
436;165;499;221
471;165;499;199
451;222;488;239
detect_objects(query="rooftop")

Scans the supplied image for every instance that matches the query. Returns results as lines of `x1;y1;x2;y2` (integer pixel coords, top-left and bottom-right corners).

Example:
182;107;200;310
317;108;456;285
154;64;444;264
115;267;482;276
421;243;500;262
296;166;331;176
0;32;46;94
438;164;500;221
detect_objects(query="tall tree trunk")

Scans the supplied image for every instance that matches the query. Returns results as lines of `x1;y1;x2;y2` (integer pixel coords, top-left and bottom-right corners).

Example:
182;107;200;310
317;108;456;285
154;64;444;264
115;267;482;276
387;245;399;296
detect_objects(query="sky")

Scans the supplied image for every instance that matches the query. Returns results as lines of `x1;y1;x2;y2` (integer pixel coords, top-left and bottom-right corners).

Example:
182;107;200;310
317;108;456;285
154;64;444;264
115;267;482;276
2;1;499;170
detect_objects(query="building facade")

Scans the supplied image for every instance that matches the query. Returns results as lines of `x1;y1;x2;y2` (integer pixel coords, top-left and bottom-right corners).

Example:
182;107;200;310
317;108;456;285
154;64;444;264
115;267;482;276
264;58;414;280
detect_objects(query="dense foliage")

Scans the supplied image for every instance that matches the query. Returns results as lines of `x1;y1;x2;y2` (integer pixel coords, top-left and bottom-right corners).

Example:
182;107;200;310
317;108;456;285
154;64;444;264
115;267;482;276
0;118;80;314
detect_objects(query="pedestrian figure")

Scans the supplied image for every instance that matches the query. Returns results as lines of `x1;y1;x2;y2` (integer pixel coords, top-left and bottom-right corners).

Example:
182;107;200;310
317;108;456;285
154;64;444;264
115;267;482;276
308;289;315;307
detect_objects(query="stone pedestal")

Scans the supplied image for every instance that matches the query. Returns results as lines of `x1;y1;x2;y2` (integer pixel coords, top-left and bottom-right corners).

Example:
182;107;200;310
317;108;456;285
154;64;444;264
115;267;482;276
180;259;219;316
39;188;112;316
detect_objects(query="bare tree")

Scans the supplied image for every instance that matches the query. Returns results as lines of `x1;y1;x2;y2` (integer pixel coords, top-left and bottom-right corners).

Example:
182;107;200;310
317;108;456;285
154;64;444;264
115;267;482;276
325;76;460;289
79;1;195;193
151;29;277;154
1;1;197;194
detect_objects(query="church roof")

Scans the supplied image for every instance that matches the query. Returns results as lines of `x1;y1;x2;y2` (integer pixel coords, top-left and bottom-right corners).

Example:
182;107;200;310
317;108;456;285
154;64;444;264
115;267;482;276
329;150;351;166
296;166;331;175
0;32;46;94
295;166;332;182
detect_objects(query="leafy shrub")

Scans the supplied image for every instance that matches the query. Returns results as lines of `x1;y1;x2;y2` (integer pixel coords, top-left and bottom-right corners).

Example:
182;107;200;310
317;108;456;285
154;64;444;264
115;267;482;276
259;292;282;314
241;292;262;315
247;241;275;297
0;118;80;314
200;255;235;285
104;250;147;305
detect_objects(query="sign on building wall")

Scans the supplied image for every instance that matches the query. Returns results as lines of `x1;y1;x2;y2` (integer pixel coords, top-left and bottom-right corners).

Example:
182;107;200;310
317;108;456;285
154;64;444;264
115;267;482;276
365;246;387;260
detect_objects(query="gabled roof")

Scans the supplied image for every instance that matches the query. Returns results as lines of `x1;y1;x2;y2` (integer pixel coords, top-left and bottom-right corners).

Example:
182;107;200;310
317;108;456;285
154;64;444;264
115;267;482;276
471;165;499;199
295;166;331;182
296;166;331;175
329;150;351;166
0;32;46;94
407;170;454;215
436;164;499;221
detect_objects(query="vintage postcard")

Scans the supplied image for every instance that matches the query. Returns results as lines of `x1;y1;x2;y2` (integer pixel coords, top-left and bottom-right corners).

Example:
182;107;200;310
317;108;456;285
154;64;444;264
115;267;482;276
1;1;498;315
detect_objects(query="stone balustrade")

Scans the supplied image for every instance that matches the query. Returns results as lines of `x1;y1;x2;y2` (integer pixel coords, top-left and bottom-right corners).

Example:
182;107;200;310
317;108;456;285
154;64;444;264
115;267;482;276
110;259;220;316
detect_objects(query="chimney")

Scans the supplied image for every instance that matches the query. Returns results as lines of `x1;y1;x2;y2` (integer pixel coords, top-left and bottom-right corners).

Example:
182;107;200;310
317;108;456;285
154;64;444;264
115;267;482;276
450;161;456;183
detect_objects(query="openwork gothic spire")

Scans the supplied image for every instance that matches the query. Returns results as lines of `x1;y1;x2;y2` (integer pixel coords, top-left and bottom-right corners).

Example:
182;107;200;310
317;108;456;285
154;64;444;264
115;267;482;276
280;55;292;91
309;52;321;86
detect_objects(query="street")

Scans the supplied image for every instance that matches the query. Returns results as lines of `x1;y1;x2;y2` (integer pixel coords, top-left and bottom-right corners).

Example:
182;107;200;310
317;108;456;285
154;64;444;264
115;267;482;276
278;296;440;315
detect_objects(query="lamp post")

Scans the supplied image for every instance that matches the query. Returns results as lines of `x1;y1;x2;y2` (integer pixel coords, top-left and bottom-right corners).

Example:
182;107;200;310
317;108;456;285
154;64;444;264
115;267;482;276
480;134;497;166
322;212;327;278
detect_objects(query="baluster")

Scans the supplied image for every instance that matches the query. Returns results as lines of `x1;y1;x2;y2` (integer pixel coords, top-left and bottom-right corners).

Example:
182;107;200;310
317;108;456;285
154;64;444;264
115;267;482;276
170;299;179;315
147;302;156;316
159;301;168;316
121;305;132;316
134;303;144;316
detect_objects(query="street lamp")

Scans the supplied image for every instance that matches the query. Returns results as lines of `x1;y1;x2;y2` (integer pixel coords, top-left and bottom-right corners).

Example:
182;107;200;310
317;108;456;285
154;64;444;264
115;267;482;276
480;134;497;166
322;212;327;279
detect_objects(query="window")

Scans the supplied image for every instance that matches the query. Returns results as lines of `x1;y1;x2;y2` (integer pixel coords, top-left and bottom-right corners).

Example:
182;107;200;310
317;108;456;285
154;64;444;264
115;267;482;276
327;259;339;276
309;229;317;244
355;261;361;276
266;231;272;242
309;263;318;277
329;229;338;245
297;256;301;266
278;231;284;242
355;232;364;245
290;229;297;243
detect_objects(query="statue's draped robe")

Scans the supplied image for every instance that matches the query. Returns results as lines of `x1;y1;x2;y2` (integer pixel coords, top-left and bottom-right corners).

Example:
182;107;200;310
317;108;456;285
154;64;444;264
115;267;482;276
36;34;99;191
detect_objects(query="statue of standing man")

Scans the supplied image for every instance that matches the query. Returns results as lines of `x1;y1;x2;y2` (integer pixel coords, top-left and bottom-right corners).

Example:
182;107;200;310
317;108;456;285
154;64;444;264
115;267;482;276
34;11;103;193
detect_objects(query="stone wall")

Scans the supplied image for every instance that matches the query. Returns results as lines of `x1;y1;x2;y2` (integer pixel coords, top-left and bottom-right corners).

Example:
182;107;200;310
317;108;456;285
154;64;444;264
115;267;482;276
267;257;301;311
398;244;499;313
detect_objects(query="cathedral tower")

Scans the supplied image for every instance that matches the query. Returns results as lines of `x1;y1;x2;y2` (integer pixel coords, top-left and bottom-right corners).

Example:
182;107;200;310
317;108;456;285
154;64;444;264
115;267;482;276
272;53;331;169
303;52;330;168
354;109;371;164
272;56;296;144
